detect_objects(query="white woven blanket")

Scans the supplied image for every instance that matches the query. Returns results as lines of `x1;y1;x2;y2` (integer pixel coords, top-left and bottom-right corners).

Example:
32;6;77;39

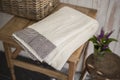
12;6;99;70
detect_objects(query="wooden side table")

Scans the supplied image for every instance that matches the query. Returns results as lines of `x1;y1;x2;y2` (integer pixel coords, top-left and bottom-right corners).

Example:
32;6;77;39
0;3;97;80
80;52;120;80
85;53;120;80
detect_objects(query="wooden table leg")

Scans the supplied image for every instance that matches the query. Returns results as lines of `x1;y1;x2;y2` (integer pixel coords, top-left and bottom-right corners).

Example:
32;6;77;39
81;42;88;71
3;42;10;68
79;66;87;80
68;62;77;80
79;43;88;80
3;42;16;80
79;49;87;80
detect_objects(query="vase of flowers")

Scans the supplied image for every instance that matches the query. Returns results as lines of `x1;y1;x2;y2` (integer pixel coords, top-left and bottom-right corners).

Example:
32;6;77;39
86;28;120;79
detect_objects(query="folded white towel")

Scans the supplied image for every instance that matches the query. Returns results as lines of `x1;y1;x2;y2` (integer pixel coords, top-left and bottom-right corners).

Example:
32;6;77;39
13;6;99;70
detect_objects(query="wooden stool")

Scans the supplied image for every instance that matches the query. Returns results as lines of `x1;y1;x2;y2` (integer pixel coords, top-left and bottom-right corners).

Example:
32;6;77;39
0;3;97;80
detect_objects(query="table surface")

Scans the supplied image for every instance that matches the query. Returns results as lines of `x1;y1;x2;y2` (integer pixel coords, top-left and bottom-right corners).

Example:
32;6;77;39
0;2;97;63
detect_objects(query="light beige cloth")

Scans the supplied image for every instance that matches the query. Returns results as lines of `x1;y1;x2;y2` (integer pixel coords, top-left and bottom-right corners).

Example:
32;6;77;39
13;6;99;70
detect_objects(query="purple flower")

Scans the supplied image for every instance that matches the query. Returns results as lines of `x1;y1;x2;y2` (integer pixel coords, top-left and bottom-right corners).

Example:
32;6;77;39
89;27;117;54
106;30;114;38
97;28;104;41
102;44;108;50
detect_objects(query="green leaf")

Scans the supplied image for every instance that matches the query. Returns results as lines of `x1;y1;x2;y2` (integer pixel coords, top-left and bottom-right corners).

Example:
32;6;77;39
104;48;112;53
106;38;117;44
89;36;98;44
101;38;107;43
